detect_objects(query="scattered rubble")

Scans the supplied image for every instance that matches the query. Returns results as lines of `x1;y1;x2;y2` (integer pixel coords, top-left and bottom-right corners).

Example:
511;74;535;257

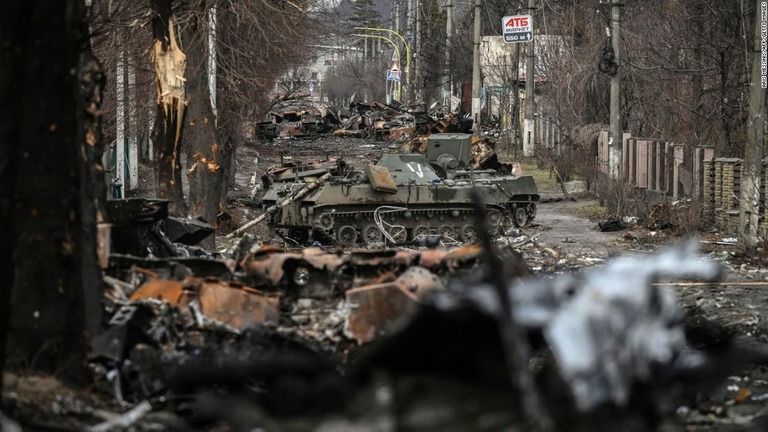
66;236;768;430
256;98;472;143
7;129;768;431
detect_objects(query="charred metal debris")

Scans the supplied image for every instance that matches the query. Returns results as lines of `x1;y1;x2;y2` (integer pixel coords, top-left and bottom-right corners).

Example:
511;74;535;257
69;200;768;431
255;99;472;142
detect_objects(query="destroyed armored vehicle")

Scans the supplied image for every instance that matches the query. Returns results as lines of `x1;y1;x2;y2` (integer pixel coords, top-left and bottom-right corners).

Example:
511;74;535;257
261;134;539;246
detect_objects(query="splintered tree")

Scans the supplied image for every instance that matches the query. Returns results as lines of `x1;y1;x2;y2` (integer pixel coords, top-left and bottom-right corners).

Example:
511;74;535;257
151;0;188;215
0;0;105;384
146;0;313;222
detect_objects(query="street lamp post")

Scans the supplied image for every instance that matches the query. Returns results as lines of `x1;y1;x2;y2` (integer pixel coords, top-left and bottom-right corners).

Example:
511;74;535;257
352;34;402;101
471;0;482;130
355;27;410;103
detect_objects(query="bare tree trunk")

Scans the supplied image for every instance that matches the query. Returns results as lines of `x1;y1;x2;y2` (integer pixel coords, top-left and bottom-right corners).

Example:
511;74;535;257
739;0;766;249
151;0;188;215
219;127;236;209
0;4;23;391
716;51;731;157
608;0;622;178
1;0;104;385
183;0;224;237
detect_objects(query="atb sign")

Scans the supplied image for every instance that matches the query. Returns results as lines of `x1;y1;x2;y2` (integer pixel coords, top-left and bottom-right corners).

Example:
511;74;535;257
503;15;533;43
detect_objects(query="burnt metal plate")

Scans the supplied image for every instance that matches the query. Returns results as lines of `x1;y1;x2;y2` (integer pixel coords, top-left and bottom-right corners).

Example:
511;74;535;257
365;164;398;194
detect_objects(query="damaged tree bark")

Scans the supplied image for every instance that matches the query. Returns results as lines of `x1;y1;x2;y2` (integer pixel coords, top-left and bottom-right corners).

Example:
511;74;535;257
0;4;23;392
0;0;104;385
151;0;189;216
182;0;225;238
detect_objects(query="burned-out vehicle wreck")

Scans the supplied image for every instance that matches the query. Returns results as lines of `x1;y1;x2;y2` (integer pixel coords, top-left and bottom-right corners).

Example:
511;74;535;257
255;97;474;143
260;133;539;246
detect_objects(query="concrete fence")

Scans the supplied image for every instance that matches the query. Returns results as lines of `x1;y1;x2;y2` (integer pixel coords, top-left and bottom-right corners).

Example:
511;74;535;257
597;130;687;199
595;129;768;233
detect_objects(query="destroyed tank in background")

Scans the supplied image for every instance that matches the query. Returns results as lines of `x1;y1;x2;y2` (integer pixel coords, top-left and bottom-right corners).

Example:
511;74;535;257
260;134;539;246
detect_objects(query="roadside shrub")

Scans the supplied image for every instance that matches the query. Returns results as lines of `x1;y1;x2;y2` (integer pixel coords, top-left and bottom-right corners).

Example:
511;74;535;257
668;199;703;235
594;174;642;218
533;141;599;194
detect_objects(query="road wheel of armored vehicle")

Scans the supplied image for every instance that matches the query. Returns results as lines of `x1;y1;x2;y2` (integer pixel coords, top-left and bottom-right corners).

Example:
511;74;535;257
412;225;431;240
487;210;503;233
362;224;384;245
460;224;479;244
526;203;537;225
439;224;457;240
315;213;334;231
337;225;358;245
387;226;408;244
512;206;528;228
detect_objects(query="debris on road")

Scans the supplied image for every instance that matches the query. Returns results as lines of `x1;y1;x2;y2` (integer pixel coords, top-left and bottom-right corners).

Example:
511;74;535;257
79;240;768;431
8;127;768;432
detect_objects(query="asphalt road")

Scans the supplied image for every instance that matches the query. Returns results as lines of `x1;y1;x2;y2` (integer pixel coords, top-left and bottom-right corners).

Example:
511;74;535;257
531;198;625;257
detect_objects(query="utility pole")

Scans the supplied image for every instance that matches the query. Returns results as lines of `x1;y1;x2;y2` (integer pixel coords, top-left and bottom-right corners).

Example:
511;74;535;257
523;0;535;156
396;2;406;102
445;0;453;111
394;1;400;33
115;47;125;198
415;0;422;103
514;43;520;153
609;0;623;178
128;60;138;189
471;0;481;130
738;0;766;248
407;0;414;103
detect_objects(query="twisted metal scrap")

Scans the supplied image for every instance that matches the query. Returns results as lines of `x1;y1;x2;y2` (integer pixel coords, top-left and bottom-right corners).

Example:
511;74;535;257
448;238;721;414
515;239;721;410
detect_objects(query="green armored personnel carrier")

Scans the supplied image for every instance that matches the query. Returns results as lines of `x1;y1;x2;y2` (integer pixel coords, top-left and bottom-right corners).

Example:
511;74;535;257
261;134;539;246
